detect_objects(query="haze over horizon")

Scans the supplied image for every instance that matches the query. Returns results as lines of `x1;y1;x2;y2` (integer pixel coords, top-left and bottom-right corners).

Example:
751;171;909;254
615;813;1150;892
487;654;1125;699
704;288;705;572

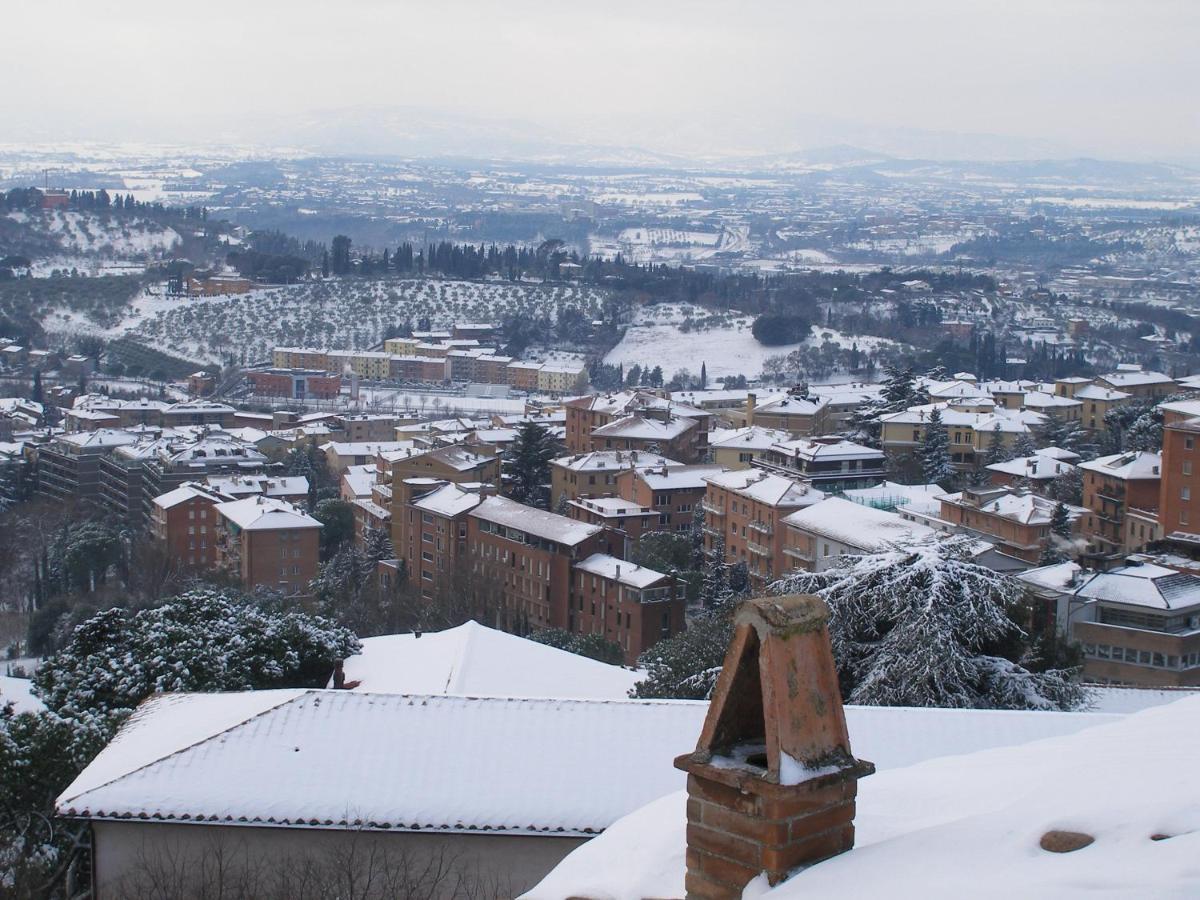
3;0;1199;165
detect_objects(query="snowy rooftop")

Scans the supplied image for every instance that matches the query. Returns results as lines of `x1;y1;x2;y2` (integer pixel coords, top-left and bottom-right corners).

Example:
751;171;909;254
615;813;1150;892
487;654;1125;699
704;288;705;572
704;469;824;508
339;464;377;498
709;425;792;450
842;481;945;515
471;495;601;545
1159;398;1200;420
58;691;1125;841
324;440;415;457
527;696;1200;899
634;463;727;491
769;437;884;462
943;490;1083;526
782;497;936;551
1073;384;1131;402
205;474;309;498
591;414;696;441
552;449;682;472
151;482;228;510
987;453;1077;481
335;622;639;699
1099;370;1175;388
1078;451;1162;480
575;553;670;589
570;496;655;517
412;482;484;518
1072;564;1200;612
214;496;322;531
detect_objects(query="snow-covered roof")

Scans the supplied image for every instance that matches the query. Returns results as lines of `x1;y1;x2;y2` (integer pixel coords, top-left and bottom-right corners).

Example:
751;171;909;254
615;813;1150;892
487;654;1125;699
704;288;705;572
634;463;727;491
987;454;1076;481
782;497;936;551
57;690;698;837
324;440;415;457
214;496;322;531
769;437;884;463
574;553;670;589
709;425;792;451
527;696;1200;899
412;482;484;518
1159;398;1200;420
704;469;824;508
1099;370;1175;388
339;464;377;498
752;393;828;416
571;496;655;517
205;474;309;498
591;414;696;441
336;621;640;699
943;490;1084;527
552;450;680;472
1073;384;1131;402
471;495;601;545
1021;391;1082;410
151;482;228;510
1072;564;1200;611
1017;560;1083;593
1078;451;1161;481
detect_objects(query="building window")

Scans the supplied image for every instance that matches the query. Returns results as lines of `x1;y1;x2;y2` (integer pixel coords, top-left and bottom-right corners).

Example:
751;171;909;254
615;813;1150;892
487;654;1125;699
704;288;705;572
1188;437;1195;451
1185;461;1193;476
1183;487;1191;501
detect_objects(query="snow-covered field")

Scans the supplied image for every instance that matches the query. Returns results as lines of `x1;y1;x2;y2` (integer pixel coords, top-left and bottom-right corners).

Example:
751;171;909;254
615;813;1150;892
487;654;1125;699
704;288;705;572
7;210;180;258
105;278;610;364
604;303;898;381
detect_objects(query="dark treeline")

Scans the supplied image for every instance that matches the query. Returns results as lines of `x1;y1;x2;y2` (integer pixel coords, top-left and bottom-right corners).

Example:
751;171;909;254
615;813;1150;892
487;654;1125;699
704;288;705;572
0;186;208;221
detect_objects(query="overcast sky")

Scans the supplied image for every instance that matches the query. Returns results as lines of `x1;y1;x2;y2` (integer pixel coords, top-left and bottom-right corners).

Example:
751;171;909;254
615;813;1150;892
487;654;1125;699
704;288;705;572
4;0;1198;161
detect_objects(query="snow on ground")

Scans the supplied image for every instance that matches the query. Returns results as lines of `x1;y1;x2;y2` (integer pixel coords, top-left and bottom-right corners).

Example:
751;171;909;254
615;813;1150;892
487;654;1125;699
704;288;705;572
0;675;43;714
526;694;1200;899
604;303;898;381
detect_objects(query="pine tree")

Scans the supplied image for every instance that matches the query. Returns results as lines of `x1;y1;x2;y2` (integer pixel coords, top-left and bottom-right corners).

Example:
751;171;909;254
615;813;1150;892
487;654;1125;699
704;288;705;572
775;537;1084;710
700;361;707;389
690;503;707;569
700;533;729;607
919;408;955;487
983;422;1008;467
504;421;563;509
1011;429;1038;459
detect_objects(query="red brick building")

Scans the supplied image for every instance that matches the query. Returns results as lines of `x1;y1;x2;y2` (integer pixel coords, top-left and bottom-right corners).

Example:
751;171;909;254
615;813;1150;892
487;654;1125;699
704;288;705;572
150;482;232;570
564;391;711;460
616;463;726;534
570;553;683;665
248;368;342;400
214;496;323;598
467;496;613;634
1078;451;1161;555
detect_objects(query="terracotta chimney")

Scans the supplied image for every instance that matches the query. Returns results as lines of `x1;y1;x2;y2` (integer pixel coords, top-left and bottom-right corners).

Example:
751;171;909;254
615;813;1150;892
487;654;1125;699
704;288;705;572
675;594;873;898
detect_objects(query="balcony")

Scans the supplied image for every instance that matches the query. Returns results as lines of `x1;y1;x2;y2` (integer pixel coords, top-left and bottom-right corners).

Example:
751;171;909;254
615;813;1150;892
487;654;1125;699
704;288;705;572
701;525;724;539
747;520;773;537
700;501;725;518
783;546;813;562
747;540;772;557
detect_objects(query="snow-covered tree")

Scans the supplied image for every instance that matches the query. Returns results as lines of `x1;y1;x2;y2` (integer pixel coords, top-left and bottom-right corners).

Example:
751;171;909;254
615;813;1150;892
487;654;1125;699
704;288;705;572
504;421;563;509
690;503;707;568
983;422;1009;467
774;537;1084;710
1011;429;1038;459
631;598;738;699
700;533;729;607
919;408;955;487
1045;466;1083;505
34;589;359;721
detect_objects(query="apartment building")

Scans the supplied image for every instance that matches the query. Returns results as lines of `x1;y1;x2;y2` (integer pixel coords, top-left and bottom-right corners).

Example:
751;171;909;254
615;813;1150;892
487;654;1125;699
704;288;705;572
570;553;683;665
755;437;886;493
781;496;936;572
616;463;726;534
880;403;1039;472
549;449;680;508
214;496;323;597
701;469;825;589
563;391;711;459
939;486;1084;564
1159;405;1200;542
467;496;612;633
725;391;831;436
590;414;701;461
1023;561;1200;687
707;425;791;470
986;447;1079;492
1075;384;1132;431
392;479;484;600
36;429;140;503
388;443;501;488
1078;451;1161;555
567;496;658;551
247;368;341;400
150;482;231;570
1096;369;1177;401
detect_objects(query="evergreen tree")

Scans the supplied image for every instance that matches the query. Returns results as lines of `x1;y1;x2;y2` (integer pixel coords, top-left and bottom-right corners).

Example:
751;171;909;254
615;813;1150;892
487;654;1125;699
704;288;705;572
983;422;1008;467
919;408;955;487
504;421;563;509
700;361;707;389
30;369;42;404
700;534;729;607
1011;429;1038;459
330;235;352;275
